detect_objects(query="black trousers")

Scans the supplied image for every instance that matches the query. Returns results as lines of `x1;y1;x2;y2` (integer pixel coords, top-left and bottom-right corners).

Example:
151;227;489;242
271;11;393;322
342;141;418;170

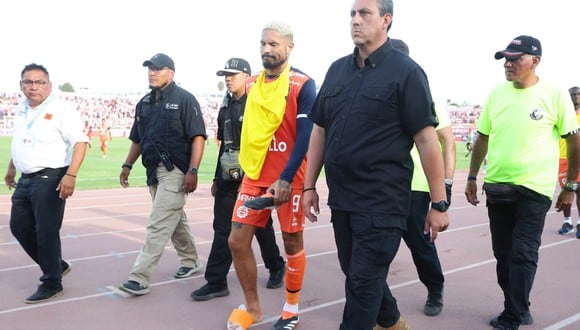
332;210;403;330
402;191;444;294
10;167;68;289
487;185;551;328
204;182;284;287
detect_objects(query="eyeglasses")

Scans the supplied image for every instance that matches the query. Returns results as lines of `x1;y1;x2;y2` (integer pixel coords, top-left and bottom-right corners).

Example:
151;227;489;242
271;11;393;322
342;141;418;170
21;80;48;87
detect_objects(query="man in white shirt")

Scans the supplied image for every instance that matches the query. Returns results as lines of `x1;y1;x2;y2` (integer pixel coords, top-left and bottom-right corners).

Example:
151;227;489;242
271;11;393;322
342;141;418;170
4;63;89;304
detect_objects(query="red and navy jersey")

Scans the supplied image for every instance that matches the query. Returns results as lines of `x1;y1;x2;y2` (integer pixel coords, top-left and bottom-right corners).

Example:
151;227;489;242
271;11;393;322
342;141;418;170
245;67;316;188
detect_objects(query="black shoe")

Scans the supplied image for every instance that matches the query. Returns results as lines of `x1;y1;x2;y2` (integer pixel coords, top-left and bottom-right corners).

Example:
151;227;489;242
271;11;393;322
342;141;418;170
61;260;71;277
174;263;203;278
490;311;533;326
25;284;63;304
119;280;150;296
423;292;443;316
244;193;275;210
190;283;229;301
493;324;515;330
267;261;286;289
272;315;299;330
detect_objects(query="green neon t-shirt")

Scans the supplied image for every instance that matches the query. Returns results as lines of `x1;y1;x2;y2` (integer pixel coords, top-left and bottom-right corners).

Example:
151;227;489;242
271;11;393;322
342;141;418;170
478;79;577;198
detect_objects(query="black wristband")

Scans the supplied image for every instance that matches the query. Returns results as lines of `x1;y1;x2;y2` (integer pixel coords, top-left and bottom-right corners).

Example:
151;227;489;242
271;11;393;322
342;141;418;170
467;176;477;181
303;187;317;192
122;162;133;170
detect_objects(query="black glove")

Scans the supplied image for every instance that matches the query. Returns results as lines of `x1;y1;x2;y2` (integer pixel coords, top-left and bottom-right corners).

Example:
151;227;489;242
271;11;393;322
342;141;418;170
445;182;453;206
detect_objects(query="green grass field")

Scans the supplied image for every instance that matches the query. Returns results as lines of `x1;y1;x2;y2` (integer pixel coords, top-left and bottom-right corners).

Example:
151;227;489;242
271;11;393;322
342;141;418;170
0;136;471;195
0;136;219;195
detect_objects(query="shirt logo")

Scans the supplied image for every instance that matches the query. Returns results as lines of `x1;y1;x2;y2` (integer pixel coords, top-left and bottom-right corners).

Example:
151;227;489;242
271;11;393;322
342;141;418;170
529;108;544;120
236;205;249;219
269;136;288;152
165;103;179;110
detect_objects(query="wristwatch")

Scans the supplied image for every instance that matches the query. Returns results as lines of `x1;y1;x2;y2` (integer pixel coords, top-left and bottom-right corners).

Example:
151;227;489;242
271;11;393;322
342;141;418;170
189;167;198;175
431;200;450;212
564;181;578;192
445;178;453;185
121;162;133;170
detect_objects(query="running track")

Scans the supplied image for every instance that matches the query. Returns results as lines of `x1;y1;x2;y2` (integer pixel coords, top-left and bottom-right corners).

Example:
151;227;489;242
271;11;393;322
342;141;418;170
0;170;579;330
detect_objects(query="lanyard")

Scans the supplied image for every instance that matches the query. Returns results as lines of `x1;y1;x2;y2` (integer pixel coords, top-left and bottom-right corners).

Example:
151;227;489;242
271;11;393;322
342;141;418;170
24;93;54;130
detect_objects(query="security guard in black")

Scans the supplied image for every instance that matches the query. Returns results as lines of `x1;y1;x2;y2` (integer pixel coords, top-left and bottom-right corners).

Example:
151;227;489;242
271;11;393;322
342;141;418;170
129;81;206;185
214;93;243;185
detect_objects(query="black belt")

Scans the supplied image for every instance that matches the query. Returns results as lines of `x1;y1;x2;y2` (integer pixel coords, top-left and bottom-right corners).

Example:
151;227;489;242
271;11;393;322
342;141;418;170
21;167;65;178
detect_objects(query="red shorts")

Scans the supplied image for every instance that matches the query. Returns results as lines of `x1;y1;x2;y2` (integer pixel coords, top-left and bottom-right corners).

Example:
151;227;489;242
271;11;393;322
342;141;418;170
232;183;305;233
558;158;580;187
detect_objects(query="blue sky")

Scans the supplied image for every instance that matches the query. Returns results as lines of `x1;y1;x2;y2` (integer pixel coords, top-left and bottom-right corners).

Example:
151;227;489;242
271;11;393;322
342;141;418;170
2;0;579;105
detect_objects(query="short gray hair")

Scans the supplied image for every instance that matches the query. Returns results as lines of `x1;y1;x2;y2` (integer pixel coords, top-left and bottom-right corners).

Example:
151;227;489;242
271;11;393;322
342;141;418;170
263;21;293;41
378;0;394;16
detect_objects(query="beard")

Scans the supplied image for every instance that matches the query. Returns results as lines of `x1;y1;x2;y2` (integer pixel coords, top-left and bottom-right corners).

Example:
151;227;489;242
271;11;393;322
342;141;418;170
262;55;286;70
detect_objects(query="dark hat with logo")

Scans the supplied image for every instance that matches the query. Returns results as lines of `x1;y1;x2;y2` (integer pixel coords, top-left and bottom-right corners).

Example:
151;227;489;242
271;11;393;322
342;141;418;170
216;58;251;76
391;38;409;56
142;53;175;71
494;35;542;60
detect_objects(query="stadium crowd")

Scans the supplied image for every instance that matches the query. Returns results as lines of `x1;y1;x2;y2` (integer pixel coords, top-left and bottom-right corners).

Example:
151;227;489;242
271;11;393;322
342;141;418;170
0;92;221;139
0;91;478;140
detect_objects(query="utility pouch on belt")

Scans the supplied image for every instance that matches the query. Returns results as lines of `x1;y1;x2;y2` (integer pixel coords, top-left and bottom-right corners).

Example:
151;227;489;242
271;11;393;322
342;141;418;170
220;149;243;181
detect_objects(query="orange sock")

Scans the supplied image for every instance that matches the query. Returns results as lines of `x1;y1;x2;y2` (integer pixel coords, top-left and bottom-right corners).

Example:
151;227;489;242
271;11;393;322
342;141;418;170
282;249;306;318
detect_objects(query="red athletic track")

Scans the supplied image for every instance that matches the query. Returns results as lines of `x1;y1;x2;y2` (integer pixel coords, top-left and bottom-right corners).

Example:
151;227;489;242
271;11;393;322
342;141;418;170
1;169;579;330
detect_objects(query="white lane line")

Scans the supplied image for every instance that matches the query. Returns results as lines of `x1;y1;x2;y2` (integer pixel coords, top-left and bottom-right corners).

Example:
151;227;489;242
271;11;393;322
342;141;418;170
0;220;332;247
106;285;131;298
0;290;118;315
2;237;577;322
544;313;580;330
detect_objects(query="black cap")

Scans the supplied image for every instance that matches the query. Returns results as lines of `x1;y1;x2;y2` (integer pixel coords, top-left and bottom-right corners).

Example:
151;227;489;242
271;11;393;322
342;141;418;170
143;53;175;71
494;35;542;60
216;58;251;76
391;38;409;56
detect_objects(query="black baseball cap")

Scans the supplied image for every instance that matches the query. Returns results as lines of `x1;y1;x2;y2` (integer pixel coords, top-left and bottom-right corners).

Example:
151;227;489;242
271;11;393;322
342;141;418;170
494;35;542;60
143;53;175;71
216;58;251;76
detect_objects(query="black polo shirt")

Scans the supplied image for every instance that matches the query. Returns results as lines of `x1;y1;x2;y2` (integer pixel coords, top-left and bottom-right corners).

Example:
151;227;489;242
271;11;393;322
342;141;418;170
214;93;245;187
309;39;437;227
129;81;207;185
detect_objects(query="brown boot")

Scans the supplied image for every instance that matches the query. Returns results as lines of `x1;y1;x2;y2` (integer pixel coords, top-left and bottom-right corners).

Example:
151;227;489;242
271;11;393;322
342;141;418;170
373;316;411;330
